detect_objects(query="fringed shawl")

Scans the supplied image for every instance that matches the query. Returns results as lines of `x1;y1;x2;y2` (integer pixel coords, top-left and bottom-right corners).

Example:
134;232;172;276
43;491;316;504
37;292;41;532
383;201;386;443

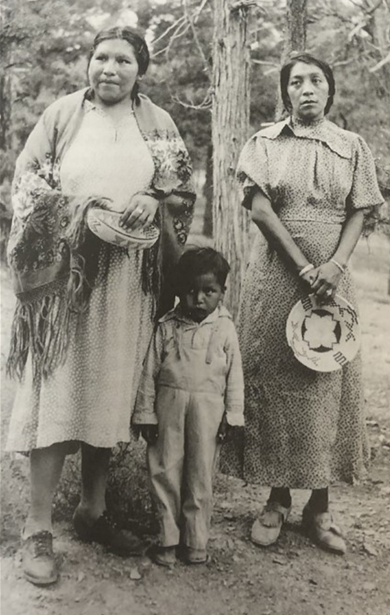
7;88;195;380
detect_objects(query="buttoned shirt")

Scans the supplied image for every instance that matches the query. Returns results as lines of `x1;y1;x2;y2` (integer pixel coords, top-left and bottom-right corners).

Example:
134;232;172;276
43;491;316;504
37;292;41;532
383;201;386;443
133;305;245;426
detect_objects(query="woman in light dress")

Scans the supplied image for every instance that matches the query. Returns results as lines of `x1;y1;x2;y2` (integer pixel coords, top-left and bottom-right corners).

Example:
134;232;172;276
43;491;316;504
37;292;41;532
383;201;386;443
6;26;195;585
224;53;383;555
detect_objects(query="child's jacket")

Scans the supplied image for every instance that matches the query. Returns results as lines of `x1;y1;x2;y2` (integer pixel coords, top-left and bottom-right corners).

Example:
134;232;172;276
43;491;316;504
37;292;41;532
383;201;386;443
133;304;244;427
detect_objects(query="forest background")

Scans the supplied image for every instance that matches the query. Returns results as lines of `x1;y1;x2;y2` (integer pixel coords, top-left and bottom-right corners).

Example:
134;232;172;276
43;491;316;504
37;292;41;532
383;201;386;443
1;2;390;613
1;0;390;551
1;0;390;249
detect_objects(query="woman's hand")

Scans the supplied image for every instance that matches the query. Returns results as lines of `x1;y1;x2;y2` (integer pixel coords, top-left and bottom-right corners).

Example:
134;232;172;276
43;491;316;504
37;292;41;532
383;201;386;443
119;193;159;231
217;414;231;444
216;414;244;444
306;261;343;300
140;424;158;445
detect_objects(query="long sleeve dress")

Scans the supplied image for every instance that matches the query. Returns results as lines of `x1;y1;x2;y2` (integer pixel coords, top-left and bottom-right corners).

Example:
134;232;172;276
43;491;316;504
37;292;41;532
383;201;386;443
6;91;194;453
223;117;384;489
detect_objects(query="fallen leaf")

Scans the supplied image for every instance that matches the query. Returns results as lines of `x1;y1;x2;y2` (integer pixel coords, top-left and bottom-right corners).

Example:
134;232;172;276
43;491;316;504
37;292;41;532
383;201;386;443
219;502;231;510
362;582;377;592
363;543;378;556
226;538;235;550
129;567;142;580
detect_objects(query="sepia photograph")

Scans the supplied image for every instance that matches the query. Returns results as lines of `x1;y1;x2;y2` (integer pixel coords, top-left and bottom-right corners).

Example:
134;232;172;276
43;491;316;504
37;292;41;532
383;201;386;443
1;0;389;613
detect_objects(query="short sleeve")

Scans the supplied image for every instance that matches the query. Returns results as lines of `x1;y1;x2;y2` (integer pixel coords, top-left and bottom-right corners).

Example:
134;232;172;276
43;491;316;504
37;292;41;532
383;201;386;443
347;136;384;212
236;135;271;210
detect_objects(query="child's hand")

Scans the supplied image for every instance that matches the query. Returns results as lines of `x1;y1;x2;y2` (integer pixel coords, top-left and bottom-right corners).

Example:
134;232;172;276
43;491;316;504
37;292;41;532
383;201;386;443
140;424;158;445
217;414;231;444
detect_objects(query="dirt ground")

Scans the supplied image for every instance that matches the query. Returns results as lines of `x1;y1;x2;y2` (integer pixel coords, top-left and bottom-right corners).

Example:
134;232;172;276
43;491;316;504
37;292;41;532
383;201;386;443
1;233;390;615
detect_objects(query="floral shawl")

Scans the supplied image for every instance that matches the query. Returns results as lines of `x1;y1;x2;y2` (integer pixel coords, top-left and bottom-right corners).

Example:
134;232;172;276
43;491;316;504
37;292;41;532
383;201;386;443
7;88;195;380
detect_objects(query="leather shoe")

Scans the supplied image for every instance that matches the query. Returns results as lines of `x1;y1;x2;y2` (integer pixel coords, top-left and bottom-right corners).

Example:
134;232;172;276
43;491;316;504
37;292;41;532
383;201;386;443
251;501;291;547
151;545;177;567
73;507;145;556
183;547;208;564
21;530;59;586
302;505;346;555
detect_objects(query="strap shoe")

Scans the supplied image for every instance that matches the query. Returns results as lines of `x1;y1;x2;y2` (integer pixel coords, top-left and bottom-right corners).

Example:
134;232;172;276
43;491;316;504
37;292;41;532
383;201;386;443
302;504;346;555
251;501;291;547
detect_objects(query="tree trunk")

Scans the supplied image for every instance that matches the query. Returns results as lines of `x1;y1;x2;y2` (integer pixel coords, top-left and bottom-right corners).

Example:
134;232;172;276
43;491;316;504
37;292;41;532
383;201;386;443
202;144;213;237
212;0;251;318
0;73;12;151
284;0;307;59
276;0;307;120
370;0;390;294
370;0;390;98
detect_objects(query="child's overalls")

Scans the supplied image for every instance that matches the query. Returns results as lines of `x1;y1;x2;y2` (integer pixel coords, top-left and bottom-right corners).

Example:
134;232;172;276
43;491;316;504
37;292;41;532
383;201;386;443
134;305;244;550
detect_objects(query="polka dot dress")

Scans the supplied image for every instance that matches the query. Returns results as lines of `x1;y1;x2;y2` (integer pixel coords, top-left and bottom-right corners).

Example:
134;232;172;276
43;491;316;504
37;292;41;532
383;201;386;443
7;103;156;452
221;118;384;488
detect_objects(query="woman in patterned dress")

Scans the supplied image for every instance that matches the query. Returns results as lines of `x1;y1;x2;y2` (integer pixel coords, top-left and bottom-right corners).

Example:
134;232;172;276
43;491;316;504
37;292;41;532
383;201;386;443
229;53;383;554
6;27;195;585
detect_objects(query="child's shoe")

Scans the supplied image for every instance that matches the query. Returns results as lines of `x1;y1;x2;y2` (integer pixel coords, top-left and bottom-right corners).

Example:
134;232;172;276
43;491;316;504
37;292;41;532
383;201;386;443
183;546;208;564
151;545;177;567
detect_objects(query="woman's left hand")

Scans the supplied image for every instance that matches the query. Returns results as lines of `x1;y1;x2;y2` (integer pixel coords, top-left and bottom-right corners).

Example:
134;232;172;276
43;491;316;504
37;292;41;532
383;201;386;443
119;193;159;230
309;261;343;301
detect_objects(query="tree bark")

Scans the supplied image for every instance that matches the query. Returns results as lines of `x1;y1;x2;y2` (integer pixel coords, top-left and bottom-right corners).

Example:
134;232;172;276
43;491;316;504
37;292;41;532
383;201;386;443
202;144;213;237
276;0;307;120
284;0;307;59
212;0;251;318
370;0;390;293
0;73;12;151
370;0;390;97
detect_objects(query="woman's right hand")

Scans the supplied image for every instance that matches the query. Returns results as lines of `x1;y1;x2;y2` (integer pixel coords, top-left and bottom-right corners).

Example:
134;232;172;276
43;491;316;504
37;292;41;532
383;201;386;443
302;263;342;301
119;193;159;231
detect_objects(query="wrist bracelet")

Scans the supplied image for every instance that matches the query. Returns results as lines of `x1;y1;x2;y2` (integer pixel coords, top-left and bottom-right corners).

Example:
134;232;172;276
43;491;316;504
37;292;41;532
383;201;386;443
299;263;314;277
330;258;346;274
136;189;165;201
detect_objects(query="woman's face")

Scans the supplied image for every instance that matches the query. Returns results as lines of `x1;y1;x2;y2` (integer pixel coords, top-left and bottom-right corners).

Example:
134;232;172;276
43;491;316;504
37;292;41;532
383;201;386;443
88;39;139;106
287;61;329;121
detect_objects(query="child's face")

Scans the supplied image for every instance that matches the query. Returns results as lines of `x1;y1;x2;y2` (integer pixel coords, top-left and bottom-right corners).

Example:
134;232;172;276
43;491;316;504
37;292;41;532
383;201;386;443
180;272;225;323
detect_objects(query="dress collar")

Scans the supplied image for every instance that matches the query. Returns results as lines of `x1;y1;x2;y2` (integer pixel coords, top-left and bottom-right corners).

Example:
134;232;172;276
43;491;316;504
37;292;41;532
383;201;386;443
83;95;135;118
258;116;353;159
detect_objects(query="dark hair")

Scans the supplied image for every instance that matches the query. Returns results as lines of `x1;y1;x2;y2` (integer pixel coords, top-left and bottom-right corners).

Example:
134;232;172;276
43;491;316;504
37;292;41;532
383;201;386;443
88;26;149;104
280;52;335;116
175;247;231;293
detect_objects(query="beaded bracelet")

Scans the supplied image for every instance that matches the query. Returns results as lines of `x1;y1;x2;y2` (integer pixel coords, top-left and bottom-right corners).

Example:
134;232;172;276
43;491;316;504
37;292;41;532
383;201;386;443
299;263;315;277
330;258;346;274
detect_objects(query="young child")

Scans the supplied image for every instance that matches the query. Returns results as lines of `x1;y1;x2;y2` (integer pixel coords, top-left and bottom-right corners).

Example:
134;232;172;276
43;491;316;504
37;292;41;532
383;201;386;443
133;247;244;566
